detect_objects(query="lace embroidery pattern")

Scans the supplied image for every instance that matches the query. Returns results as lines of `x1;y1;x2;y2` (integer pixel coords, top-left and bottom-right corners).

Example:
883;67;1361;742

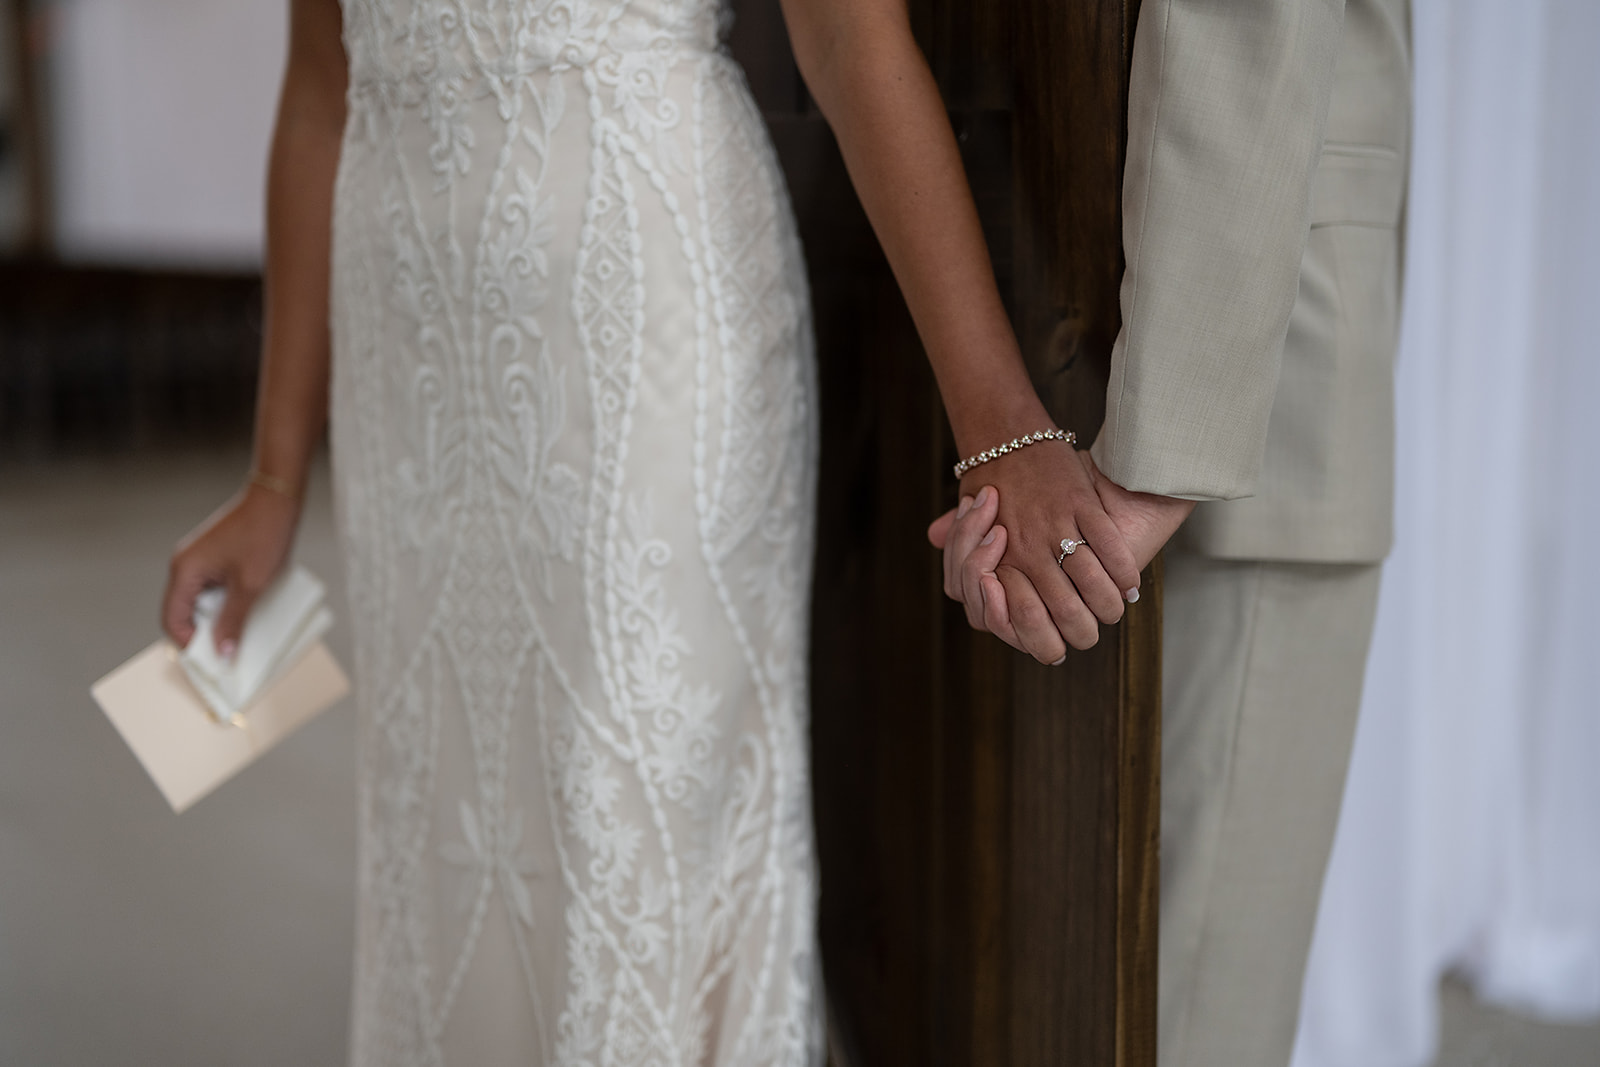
328;2;820;1064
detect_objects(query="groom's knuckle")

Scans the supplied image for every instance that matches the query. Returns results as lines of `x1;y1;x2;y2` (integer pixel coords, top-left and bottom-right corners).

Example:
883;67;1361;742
1012;597;1042;627
1023;628;1062;662
1048;591;1082;625
1055;604;1098;648
1018;601;1053;634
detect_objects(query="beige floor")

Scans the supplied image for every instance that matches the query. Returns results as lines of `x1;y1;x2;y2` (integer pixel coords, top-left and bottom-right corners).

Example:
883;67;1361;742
1;451;1595;1066
0;450;356;1066
1436;977;1600;1067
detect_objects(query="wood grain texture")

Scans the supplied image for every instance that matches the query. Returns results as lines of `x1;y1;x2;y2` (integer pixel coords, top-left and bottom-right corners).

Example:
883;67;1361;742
6;0;51;253
1118;555;1162;1067
732;2;1157;1063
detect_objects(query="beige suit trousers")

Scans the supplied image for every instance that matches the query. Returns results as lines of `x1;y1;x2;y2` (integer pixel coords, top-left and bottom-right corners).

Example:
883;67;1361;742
1159;546;1382;1067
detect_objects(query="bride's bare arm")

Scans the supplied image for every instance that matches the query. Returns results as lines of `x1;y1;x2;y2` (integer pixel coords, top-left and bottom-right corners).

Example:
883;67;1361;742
779;0;1142;657
781;1;1036;456
160;0;346;654
252;0;346;504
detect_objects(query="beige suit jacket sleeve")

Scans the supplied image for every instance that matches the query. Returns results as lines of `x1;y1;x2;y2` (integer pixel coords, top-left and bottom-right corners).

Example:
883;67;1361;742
1091;0;1346;500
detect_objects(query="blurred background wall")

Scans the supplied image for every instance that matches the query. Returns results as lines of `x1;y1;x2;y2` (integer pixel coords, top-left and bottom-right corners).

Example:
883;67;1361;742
0;1;1596;1066
0;0;41;253
1293;3;1600;1065
1;4;357;1066
48;0;283;266
0;0;277;459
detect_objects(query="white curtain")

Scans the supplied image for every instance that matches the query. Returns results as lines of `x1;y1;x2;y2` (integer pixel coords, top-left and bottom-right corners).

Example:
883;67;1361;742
1291;2;1600;1064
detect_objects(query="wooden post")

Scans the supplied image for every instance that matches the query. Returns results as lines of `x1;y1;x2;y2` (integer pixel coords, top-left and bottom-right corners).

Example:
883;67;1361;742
729;1;1157;1062
5;0;52;254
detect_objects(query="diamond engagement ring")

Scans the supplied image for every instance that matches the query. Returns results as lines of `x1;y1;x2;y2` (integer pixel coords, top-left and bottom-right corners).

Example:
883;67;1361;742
1057;538;1087;565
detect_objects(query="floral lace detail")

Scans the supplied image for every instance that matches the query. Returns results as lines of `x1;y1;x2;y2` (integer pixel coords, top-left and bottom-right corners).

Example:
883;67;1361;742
330;1;820;1064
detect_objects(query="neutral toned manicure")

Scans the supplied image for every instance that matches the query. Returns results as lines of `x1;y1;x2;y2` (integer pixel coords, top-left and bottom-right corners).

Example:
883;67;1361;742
973;486;989;507
1125;588;1140;603
981;529;996;546
957;495;973;518
1051;655;1067;667
219;639;238;661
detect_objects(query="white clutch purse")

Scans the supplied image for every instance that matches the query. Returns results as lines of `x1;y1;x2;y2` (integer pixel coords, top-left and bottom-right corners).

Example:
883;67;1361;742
91;565;350;813
180;565;334;724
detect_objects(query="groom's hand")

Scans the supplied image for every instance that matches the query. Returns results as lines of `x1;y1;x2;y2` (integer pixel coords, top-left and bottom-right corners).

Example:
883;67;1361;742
928;485;1090;664
1077;452;1195;575
928;487;1030;654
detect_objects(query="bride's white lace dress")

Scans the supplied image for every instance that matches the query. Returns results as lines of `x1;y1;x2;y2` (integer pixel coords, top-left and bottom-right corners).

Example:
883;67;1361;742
326;2;821;1063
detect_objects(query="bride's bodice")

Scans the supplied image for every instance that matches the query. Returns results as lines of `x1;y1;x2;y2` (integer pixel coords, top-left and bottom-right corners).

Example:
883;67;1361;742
341;0;730;88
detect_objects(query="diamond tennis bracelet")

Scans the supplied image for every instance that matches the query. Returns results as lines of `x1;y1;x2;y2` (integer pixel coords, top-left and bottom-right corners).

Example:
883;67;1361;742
953;428;1077;479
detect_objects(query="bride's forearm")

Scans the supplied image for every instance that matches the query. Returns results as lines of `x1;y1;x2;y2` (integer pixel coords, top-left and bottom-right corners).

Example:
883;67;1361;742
251;0;347;499
781;0;1051;455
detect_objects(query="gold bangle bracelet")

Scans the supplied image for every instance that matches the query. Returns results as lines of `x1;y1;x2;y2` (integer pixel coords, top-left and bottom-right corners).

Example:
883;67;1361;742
248;470;299;499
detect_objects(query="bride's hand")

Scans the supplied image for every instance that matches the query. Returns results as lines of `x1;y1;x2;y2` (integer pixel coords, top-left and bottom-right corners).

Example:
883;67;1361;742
936;441;1141;660
160;483;302;658
932;453;1198;660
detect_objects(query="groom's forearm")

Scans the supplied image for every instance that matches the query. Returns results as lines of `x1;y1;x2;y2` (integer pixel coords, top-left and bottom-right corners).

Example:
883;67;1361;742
1093;0;1346;501
780;0;1051;456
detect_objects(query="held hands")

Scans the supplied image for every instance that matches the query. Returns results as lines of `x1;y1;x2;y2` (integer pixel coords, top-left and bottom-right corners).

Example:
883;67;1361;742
930;438;1143;663
161;482;302;659
929;450;1195;662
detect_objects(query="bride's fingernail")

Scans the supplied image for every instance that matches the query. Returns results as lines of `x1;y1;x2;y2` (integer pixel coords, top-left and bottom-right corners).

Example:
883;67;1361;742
981;530;996;546
974;486;989;507
1051;655;1067;667
1125;588;1140;603
219;639;238;661
957;496;973;518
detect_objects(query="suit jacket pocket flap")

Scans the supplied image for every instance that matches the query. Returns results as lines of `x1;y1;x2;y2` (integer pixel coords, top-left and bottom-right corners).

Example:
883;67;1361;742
1310;143;1404;228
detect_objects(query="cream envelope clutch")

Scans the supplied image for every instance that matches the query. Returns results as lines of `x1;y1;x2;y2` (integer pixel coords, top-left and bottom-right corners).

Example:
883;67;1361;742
90;568;350;813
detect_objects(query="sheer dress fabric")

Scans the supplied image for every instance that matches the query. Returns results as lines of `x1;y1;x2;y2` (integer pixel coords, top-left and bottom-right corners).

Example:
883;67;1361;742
327;2;822;1063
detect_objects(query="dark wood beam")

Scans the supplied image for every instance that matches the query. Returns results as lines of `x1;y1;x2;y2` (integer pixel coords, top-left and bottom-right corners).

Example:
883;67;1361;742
7;0;52;254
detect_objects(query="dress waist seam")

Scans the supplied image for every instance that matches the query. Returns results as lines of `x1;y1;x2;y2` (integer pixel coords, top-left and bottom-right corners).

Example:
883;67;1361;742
348;45;730;93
